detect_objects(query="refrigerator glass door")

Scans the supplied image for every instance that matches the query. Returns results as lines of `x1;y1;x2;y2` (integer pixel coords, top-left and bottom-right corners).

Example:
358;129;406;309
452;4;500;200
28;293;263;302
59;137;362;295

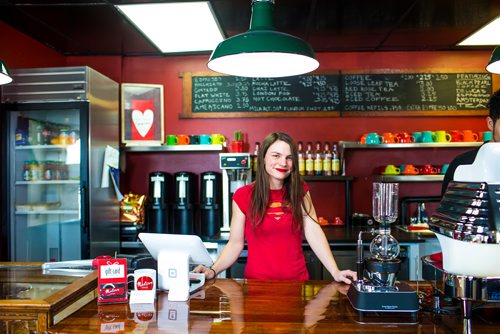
10;107;82;262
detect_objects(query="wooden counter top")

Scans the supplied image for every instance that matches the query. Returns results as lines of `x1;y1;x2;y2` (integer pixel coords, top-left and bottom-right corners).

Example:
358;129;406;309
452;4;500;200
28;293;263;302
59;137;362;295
47;279;499;333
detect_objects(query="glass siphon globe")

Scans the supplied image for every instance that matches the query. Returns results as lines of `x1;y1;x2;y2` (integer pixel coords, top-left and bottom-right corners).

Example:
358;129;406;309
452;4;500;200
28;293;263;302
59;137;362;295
369;233;400;260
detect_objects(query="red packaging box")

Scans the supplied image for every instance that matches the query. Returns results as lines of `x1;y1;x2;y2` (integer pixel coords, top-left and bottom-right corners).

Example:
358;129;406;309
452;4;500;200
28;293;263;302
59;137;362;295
97;258;128;304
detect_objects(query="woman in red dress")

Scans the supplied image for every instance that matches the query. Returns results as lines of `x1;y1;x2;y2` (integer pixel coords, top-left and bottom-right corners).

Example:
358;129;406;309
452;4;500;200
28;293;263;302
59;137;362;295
194;132;356;283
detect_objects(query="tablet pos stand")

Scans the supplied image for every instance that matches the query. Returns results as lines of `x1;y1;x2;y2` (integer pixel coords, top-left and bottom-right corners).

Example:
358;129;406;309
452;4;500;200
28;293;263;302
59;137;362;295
138;233;213;302
158;251;205;301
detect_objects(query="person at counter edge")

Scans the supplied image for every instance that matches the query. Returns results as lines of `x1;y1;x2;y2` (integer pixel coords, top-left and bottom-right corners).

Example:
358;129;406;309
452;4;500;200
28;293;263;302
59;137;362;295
441;89;500;196
193;132;357;283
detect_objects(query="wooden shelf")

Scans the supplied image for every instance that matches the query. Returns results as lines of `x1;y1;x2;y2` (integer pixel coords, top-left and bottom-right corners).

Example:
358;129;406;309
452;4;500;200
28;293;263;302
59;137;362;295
121;144;224;152
374;175;444;182
339;141;481;149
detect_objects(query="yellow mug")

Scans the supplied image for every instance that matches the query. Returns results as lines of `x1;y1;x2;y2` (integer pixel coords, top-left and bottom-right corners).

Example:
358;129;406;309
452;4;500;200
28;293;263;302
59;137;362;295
211;133;226;145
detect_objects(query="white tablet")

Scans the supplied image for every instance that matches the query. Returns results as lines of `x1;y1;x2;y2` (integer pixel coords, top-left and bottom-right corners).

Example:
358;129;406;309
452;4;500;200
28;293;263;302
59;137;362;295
138;233;213;267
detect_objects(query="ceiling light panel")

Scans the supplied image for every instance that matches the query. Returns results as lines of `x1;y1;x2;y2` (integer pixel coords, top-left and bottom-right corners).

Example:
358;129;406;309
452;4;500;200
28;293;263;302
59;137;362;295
117;2;224;53
458;16;500;46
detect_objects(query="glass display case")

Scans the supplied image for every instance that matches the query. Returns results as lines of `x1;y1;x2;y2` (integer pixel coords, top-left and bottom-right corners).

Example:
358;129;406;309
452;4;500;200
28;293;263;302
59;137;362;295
0;263;97;332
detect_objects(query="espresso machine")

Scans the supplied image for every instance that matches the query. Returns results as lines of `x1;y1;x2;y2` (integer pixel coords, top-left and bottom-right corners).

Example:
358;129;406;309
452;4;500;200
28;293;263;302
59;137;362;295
423;143;500;331
219;153;252;233
347;182;419;314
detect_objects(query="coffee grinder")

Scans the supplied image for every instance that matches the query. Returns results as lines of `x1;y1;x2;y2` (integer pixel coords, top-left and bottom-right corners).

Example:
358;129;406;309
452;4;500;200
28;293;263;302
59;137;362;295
347;182;418;314
219;153;252;233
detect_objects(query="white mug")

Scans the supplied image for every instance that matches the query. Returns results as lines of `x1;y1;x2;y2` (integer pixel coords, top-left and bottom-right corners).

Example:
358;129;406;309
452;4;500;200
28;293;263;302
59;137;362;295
128;268;157;291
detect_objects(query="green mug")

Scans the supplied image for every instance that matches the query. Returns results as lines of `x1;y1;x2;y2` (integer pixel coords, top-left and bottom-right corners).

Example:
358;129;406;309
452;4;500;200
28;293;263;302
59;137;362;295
166;135;178;145
482;131;493;142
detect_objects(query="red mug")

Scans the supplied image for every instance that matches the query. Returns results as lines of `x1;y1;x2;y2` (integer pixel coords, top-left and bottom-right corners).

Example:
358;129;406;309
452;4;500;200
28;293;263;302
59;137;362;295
450;130;463;142
396;132;415;143
419;164;438;175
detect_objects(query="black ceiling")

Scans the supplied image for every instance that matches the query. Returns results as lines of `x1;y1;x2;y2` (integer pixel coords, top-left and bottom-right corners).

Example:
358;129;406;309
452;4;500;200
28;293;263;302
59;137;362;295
1;0;499;56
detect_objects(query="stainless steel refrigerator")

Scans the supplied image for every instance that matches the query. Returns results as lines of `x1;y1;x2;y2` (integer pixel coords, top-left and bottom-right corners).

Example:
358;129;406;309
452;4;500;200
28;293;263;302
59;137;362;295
1;66;120;261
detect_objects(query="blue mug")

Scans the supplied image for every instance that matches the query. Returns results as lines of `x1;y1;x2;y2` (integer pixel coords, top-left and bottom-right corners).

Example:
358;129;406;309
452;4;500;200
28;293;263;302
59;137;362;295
199;134;212;145
412;132;422;143
441;164;449;174
365;132;382;145
421;131;434;143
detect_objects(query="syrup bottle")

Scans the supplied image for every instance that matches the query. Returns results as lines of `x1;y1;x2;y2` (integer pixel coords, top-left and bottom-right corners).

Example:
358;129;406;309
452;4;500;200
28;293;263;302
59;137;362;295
323;142;332;176
314;141;323;176
305;141;314;176
331;143;340;176
297;141;305;176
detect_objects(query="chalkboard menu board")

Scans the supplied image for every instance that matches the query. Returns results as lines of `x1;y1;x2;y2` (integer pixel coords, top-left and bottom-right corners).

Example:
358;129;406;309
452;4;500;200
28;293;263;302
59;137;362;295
191;74;341;113
181;70;497;118
342;73;492;112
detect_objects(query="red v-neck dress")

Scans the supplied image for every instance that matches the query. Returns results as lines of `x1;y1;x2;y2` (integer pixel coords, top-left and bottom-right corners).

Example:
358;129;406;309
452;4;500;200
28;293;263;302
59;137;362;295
233;183;310;280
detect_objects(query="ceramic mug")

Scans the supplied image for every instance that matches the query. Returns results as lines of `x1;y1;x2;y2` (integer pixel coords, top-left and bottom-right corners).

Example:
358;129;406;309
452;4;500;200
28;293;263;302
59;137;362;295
441;164;449;175
412;132;422;143
421;131;434;143
365;132;382;145
381;132;397;144
481;131;493;142
211;133;226;145
359;133;368;144
396;132;415;143
189;134;200;145
128;268;156;292
450;130;463;142
166;135;178;145
402;164;419;175
462;130;479;142
177;134;190;145
383;164;400;175
419;164;438;175
199;134;212;145
433;130;452;143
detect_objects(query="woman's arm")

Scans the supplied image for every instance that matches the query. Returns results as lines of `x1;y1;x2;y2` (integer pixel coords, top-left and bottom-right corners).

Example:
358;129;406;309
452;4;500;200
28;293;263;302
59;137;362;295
302;191;357;284
193;200;245;279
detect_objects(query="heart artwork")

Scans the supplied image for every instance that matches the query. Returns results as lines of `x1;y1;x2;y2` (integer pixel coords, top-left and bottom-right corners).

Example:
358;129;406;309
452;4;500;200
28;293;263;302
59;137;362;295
131;109;154;138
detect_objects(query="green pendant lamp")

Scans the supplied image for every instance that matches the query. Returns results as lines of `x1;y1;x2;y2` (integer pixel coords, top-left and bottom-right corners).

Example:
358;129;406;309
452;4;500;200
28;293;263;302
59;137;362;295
486;46;500;74
208;0;319;78
0;59;13;85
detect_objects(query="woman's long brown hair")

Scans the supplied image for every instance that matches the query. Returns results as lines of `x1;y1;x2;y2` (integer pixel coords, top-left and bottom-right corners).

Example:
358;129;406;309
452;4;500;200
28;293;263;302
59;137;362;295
249;132;309;231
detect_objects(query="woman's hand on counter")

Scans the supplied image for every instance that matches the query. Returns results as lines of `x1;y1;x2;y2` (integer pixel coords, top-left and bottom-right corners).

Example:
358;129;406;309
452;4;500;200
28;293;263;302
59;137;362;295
192;264;217;280
332;269;357;285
